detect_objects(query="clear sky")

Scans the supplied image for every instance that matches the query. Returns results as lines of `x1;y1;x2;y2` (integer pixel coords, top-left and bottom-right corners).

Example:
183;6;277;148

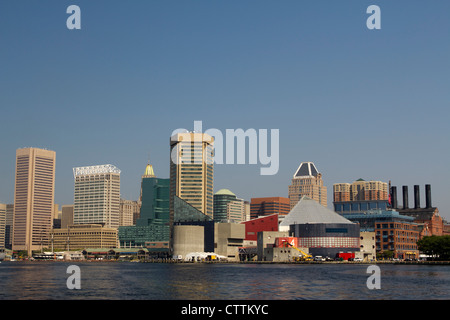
1;1;449;220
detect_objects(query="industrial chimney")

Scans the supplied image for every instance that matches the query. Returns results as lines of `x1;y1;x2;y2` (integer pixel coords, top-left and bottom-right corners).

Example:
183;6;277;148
391;186;398;209
425;184;432;208
414;185;420;209
402;186;408;209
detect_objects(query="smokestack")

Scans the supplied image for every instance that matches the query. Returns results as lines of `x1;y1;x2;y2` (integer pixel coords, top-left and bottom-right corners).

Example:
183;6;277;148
402;186;408;209
414;185;420;209
391;186;398;209
426;184;432;208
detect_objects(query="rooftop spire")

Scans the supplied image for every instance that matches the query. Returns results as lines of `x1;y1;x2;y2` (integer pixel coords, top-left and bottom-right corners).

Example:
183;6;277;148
143;154;156;178
144;163;155;177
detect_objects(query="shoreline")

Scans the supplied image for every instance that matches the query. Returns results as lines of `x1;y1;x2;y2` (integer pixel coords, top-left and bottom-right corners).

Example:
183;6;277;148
2;259;450;265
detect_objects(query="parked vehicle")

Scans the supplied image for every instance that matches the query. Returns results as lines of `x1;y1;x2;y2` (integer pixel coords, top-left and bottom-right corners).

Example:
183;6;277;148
314;256;325;261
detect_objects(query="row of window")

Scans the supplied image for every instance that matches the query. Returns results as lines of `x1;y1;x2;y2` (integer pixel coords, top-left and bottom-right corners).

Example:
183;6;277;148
298;237;359;248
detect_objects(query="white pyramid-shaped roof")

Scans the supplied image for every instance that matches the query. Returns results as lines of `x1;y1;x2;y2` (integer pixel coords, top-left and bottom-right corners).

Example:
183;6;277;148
280;196;354;227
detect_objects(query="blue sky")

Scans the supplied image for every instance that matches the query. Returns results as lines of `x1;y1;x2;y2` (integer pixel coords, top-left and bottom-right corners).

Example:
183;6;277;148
1;1;449;220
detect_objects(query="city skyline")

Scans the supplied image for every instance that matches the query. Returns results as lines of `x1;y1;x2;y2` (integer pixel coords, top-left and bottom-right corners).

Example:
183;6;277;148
1;1;449;221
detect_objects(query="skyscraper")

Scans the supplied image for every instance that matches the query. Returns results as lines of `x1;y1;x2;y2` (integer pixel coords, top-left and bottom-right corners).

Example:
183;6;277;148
12;147;56;256
170;132;214;218
333;179;388;202
73;164;121;229
333;179;389;216
0;203;6;249
288;162;327;209
118;162;170;253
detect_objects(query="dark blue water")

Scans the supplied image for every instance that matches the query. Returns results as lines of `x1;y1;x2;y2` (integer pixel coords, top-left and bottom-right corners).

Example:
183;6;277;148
0;261;449;300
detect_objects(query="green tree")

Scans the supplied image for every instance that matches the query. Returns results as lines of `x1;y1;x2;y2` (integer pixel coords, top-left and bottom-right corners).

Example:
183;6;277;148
417;235;450;260
377;250;394;260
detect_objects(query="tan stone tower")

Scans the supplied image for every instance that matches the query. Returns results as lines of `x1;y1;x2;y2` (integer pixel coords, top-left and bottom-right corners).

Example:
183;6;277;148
170;132;214;218
288;162;327;209
12;147;56;256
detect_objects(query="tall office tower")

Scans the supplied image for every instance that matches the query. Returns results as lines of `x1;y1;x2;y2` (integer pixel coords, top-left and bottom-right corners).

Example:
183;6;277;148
5;204;14;249
12;147;56;256
73;164;121;229
288;161;327;209
0;203;6;249
170;132;214;218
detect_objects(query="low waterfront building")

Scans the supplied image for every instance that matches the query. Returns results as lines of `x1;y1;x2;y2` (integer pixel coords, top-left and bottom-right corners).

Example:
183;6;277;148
343;209;419;260
174;196;245;261
358;231;376;261
263;245;310;262
214;222;245;261
389;184;444;239
280;196;360;258
81;248;149;260
394;185;443;238
50;224;118;251
241;213;279;244
256;230;289;261
375;220;419;260
173;225;204;259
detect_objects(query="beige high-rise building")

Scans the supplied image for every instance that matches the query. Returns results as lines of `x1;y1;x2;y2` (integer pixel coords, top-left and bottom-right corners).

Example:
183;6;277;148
73;164;121;229
288;161;327;209
12;147;56;255
0;203;6;249
119;199;139;226
333;183;351;202
170;132;214;218
5;204;14;249
227;199;246;223
61;205;74;229
333;179;388;202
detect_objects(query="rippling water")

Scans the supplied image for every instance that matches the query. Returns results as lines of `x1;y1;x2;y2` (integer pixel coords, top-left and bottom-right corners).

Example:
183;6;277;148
0;261;449;300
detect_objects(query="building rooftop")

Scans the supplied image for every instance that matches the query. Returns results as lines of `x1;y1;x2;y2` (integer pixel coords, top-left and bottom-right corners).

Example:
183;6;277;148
73;164;121;177
215;189;236;196
293;162;320;178
144;163;155;177
280;196;354;226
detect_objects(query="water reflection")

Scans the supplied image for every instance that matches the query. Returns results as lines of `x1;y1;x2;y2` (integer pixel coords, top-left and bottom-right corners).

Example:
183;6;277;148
0;262;449;300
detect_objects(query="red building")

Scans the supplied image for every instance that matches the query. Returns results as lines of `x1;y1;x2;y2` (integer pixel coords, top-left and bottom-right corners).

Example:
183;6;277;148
241;214;279;241
250;197;290;220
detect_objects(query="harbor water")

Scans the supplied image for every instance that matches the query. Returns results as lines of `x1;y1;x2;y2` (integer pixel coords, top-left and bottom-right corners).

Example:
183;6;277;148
0;261;449;300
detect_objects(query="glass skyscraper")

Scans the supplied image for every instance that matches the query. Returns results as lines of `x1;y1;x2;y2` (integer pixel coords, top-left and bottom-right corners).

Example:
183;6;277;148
118;162;170;253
